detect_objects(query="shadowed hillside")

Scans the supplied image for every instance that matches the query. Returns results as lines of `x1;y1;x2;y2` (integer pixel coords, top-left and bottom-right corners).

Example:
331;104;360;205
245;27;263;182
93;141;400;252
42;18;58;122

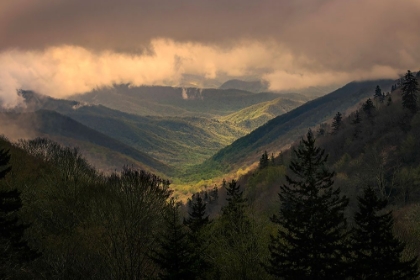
0;110;171;175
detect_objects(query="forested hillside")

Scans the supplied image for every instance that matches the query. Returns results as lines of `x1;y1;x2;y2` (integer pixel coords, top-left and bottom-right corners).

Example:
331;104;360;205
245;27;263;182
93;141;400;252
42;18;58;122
191;79;395;181
1;71;420;279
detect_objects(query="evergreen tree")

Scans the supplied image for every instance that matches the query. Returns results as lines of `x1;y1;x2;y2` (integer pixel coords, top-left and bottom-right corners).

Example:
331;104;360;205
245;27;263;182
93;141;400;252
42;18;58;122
350;186;419;279
184;193;210;277
331;112;343;134
259;151;269;169
352;110;361;125
374;85;384;103
152;198;197;280
266;130;349;279
0;149;39;278
222;180;248;225
363;98;375;117
184;193;209;233
402;70;419;113
352;111;362;139
213;179;264;279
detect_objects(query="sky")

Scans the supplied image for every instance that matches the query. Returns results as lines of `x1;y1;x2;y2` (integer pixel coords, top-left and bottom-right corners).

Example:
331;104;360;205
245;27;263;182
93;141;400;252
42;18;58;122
0;0;419;107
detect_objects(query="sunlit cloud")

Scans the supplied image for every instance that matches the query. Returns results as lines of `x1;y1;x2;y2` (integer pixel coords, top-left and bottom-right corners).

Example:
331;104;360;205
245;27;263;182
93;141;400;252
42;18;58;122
0;39;408;107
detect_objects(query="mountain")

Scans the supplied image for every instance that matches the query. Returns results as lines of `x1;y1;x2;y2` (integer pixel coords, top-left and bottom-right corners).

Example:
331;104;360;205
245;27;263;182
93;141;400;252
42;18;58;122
19;88;305;172
18;92;247;168
70;84;282;117
219;79;269;93
0;110;171;175
191;79;395;179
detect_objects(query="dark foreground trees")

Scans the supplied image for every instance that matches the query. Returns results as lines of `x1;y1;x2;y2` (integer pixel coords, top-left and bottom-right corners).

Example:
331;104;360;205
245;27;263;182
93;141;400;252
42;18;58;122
402;70;419;113
267;130;349;279
0;149;39;278
152;198;197;280
350;186;419;279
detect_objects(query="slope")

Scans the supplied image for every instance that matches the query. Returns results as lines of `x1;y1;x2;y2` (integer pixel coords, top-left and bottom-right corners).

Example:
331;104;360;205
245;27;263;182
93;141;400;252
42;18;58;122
219;97;304;131
0;110;171;175
192;79;395;179
70;84;282;117
20;92;247;168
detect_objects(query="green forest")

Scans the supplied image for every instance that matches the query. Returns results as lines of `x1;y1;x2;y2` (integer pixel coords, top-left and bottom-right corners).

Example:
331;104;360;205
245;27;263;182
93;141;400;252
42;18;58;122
2;70;420;279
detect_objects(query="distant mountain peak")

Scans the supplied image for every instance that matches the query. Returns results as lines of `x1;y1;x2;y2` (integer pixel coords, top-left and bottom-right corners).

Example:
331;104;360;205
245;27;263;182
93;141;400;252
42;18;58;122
219;79;269;93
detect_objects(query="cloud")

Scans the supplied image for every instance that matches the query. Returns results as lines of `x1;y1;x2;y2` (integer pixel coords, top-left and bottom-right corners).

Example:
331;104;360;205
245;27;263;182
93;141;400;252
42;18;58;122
0;0;419;107
0;40;405;107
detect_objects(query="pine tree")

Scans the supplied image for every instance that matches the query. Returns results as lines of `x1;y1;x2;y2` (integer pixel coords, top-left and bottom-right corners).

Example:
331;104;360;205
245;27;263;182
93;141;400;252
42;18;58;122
222;180;248;226
374;85;384;103
331;112;343;134
152;198;197;280
266;130;349;279
402;70;419;113
352;111;362;139
0;149;39;278
363;98;375;117
259;151;269;169
350;186;419;279
183;193;210;276
184;193;209;233
215;179;264;279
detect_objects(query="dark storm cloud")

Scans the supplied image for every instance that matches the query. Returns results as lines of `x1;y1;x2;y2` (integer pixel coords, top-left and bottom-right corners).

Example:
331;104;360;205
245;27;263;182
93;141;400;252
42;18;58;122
1;0;419;70
0;0;419;107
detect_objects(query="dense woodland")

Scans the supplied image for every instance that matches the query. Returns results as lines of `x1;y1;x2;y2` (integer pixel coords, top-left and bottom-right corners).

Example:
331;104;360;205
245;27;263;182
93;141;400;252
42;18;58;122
1;70;420;279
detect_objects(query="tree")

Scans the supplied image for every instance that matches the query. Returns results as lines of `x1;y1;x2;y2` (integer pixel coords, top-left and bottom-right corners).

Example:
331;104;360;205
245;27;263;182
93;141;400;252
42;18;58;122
102;168;173;279
208;180;266;279
222;180;248;226
184;193;209;234
363;98;375;117
352;110;362;139
184;193;210;276
402;70;419;113
317;122;328;136
267;130;349;279
374;85;384;103
152;198;197;280
259;151;269;169
331;112;342;133
0;149;39;278
350;186;419;279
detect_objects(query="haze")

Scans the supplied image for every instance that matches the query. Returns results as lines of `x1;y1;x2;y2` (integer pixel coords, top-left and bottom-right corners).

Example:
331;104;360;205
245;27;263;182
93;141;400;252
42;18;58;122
1;0;419;107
